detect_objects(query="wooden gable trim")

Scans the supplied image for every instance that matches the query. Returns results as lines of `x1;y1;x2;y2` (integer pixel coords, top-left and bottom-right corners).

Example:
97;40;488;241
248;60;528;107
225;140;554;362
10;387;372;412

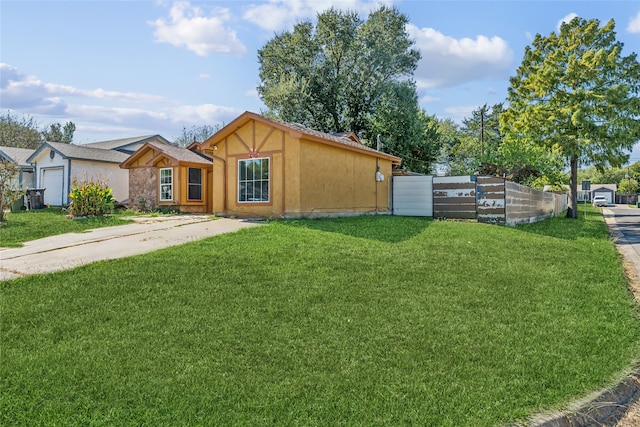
120;142;160;168
201;111;401;165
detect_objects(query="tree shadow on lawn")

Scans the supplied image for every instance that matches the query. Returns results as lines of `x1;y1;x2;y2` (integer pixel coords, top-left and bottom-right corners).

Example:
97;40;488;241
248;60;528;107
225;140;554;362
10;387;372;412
280;215;432;243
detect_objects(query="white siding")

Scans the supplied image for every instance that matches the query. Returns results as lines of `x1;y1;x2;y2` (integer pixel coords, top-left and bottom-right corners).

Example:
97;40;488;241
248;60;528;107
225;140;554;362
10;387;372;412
70;160;129;203
392;175;433;216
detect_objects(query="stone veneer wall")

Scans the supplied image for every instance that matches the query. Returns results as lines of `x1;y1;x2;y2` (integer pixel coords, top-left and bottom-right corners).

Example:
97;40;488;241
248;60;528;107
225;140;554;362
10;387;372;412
129;167;157;211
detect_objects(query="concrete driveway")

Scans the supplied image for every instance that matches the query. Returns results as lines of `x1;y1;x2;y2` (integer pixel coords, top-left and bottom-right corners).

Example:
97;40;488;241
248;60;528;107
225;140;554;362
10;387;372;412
0;216;262;281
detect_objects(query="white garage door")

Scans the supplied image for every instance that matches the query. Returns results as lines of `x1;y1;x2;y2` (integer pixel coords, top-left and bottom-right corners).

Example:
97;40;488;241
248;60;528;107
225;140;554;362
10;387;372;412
393;175;433;216
42;168;64;206
593;191;612;204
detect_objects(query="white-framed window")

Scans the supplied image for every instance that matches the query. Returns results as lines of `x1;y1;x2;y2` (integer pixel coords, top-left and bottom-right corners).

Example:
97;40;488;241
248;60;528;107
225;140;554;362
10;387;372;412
238;158;269;203
187;167;202;201
159;168;173;201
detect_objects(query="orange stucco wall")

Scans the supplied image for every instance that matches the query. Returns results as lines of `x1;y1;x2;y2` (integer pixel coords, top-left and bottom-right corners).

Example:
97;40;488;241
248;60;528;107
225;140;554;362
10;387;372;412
201;117;394;218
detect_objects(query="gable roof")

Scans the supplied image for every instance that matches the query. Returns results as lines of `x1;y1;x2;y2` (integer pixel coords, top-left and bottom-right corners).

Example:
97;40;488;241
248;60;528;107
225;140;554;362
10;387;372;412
591;184;617;192
83;135;171;151
120;140;213;169
0;146;37;167
204;111;402;165
27;141;130;164
543;183;618;193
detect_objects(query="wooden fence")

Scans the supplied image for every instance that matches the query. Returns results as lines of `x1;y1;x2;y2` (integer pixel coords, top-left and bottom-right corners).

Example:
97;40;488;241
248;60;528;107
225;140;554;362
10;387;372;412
393;175;567;225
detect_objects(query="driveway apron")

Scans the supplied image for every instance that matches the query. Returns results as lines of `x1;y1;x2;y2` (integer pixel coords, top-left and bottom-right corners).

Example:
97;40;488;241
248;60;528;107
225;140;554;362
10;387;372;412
0;216;262;281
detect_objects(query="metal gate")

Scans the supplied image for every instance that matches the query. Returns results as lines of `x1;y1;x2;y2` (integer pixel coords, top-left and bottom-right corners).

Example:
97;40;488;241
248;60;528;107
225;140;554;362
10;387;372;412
392;175;433;216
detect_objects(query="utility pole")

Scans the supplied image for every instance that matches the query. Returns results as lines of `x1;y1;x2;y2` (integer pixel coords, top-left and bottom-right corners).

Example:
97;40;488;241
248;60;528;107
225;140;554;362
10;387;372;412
627;168;631;206
479;104;487;159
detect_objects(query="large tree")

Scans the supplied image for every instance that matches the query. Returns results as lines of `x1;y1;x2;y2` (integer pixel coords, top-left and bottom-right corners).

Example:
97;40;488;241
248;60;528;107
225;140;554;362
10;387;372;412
257;6;429;166
366;81;442;174
501;17;640;218
0;111;42;149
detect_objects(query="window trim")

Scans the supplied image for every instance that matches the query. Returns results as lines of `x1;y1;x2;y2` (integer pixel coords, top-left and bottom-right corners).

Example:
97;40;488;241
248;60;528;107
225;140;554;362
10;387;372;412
159;167;173;202
187;167;203;201
237;157;270;204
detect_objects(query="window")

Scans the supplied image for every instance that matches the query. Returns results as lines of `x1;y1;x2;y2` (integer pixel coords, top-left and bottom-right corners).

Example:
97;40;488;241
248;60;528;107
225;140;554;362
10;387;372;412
238;158;269;203
188;167;202;201
159;168;173;201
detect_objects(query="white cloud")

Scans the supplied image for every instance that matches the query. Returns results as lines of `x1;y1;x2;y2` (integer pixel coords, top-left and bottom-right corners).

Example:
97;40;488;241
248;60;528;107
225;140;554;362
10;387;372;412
242;0;391;31
557;13;578;32
0;63;242;143
444;105;478;123
628;11;640;33
150;1;247;57
420;95;440;103
198;73;211;79
67;104;242;141
0;63;167;115
407;25;513;90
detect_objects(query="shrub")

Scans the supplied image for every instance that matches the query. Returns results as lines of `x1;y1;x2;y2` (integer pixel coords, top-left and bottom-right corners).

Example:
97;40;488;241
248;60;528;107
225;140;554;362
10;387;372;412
68;178;114;217
0;159;26;223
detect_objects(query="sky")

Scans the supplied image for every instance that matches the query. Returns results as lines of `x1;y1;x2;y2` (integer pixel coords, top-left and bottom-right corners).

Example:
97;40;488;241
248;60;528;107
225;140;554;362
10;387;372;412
1;0;639;162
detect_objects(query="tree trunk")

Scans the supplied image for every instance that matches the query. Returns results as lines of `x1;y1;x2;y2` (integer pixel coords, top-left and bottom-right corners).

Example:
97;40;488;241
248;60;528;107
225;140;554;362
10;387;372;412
569;154;578;219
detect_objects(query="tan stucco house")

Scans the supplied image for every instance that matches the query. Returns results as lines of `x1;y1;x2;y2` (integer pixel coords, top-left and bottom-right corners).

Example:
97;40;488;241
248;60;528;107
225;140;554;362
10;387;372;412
120;141;213;213
121;111;401;218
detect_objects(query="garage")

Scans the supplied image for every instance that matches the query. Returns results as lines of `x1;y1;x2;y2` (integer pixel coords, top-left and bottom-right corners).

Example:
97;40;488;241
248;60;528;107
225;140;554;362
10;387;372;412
592;187;615;205
42;167;64;206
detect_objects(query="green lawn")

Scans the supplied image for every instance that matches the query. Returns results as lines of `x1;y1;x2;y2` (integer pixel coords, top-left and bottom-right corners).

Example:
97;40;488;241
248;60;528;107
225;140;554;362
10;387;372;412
0;208;132;247
1;210;639;426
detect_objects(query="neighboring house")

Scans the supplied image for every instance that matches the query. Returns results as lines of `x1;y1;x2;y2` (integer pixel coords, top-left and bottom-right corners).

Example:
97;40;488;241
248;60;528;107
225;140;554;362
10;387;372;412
200;111;401;218
83;135;172;155
591;184;616;204
120;141;213;213
27;141;131;206
0;146;35;189
544;183;617;203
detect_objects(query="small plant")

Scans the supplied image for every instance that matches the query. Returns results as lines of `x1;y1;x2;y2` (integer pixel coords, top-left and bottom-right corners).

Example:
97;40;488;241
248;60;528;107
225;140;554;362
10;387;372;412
68;178;114;217
0;159;26;223
137;196;150;213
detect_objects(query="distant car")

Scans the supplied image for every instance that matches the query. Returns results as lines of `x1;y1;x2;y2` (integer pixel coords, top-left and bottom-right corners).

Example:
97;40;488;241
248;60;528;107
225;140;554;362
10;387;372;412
592;196;608;207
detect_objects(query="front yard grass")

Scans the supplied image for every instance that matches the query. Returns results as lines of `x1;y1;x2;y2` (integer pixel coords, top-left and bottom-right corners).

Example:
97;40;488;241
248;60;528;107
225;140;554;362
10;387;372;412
1;210;639;426
0;208;132;247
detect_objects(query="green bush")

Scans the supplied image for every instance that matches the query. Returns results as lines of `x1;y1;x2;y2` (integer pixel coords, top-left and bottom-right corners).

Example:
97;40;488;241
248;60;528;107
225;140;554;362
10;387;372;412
68;179;114;217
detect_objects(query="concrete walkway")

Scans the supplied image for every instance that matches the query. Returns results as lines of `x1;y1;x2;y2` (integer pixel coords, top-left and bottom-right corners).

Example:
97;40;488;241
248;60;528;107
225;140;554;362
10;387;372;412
0;216;262;281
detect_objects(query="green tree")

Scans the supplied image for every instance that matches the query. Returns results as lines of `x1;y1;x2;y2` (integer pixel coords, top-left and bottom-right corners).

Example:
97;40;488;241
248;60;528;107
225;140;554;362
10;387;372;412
501;17;640;218
461;103;504;165
257;6;422;147
367;82;442;173
628;161;640;181
0;111;42;149
577;165;628;184
437;118;478;175
173;124;222;147
42;122;75;144
0;158;26;222
618;177;639;195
